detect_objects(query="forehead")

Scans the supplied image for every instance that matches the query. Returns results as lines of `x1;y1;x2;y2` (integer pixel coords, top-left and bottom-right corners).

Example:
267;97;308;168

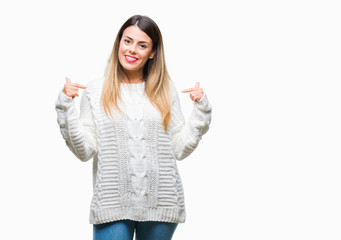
122;25;152;43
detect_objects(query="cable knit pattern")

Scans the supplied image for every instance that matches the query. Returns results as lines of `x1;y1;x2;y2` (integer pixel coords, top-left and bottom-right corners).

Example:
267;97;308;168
121;83;149;207
55;77;212;224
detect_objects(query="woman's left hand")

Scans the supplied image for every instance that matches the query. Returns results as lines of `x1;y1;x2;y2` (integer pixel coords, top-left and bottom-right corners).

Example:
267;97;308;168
181;82;204;102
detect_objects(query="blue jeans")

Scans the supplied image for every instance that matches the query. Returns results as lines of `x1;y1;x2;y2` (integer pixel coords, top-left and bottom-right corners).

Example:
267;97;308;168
93;220;178;240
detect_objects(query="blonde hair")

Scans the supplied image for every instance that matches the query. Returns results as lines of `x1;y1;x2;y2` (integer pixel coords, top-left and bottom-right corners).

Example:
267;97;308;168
101;15;171;132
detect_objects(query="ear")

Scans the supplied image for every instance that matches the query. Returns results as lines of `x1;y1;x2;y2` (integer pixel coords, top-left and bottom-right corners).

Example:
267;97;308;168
149;50;156;59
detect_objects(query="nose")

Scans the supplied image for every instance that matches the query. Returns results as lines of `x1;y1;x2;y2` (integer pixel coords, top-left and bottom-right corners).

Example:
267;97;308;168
129;44;137;54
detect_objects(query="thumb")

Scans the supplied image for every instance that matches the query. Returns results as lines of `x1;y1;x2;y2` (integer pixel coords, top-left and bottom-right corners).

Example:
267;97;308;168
195;82;200;88
65;77;71;84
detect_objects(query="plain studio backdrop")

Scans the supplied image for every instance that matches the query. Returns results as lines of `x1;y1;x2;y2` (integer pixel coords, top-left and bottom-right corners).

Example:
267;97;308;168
0;0;340;239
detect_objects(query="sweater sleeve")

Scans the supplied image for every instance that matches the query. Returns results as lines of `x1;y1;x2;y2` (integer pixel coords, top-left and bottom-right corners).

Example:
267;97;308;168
168;81;212;160
55;88;98;162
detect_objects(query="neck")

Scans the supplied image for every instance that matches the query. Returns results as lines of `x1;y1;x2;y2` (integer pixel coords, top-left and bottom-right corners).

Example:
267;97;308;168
122;70;144;84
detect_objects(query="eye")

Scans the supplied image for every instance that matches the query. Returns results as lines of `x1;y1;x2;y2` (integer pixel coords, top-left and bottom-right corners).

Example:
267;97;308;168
124;39;131;44
140;44;147;49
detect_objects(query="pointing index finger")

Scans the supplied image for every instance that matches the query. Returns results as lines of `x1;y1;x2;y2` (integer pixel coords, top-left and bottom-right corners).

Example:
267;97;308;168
73;83;87;89
181;88;197;93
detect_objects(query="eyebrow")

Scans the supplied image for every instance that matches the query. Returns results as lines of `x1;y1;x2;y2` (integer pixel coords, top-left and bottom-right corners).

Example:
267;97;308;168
124;35;150;45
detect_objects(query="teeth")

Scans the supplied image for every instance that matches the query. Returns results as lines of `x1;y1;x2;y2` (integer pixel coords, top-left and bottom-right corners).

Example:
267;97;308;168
126;56;137;60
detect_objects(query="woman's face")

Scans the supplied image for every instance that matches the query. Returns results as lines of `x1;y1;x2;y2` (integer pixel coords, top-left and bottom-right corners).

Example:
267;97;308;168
118;25;155;76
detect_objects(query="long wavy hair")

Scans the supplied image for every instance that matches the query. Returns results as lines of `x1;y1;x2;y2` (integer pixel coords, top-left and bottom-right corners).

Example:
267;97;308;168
101;15;171;132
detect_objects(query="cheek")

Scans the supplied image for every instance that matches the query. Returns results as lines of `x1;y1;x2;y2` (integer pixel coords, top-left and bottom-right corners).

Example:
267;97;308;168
140;50;152;61
118;46;126;64
118;43;128;54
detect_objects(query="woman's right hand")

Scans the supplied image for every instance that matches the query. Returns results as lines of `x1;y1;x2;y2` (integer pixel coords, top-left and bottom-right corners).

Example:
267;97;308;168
63;77;87;99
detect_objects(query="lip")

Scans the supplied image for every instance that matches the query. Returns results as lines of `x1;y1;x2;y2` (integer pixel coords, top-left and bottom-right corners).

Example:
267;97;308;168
125;55;138;63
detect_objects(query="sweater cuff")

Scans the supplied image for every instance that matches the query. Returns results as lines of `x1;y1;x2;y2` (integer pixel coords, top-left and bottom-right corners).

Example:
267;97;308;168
56;90;74;109
194;92;211;112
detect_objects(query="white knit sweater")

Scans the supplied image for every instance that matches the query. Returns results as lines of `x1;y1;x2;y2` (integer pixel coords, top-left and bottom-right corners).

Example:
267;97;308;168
55;77;212;224
120;82;149;204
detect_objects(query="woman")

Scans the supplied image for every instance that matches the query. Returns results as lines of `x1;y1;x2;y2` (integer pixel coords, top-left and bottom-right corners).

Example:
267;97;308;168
55;15;212;240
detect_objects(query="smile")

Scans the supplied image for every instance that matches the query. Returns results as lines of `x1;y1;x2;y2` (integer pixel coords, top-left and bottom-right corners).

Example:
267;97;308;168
125;55;138;63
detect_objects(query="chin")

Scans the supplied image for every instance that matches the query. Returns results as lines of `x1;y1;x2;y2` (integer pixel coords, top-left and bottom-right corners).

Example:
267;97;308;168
119;59;136;71
122;65;138;72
